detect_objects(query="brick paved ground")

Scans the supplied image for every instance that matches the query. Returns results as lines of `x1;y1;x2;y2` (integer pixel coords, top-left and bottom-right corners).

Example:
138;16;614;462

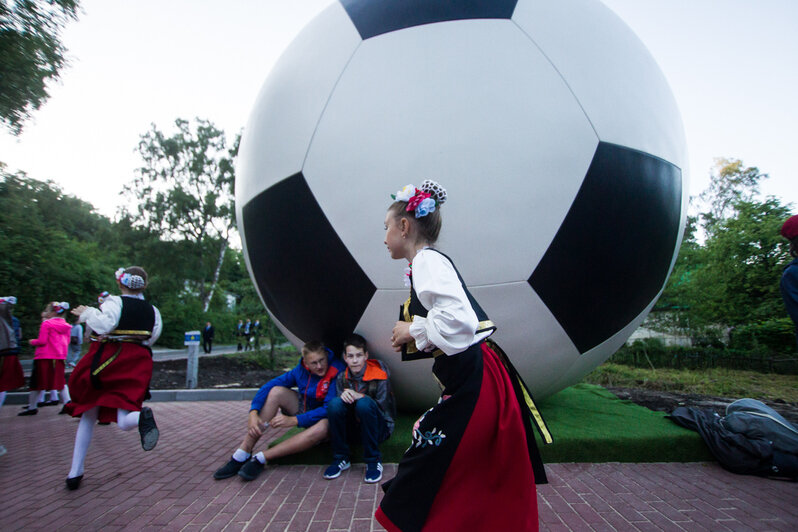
1;401;796;531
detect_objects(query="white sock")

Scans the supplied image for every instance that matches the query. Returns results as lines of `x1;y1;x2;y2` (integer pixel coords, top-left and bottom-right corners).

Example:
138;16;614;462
28;391;39;410
254;451;266;464
232;448;250;462
49;390;58;401
61;385;71;404
0;391;6;409
117;409;140;431
37;390;45;404
69;407;98;478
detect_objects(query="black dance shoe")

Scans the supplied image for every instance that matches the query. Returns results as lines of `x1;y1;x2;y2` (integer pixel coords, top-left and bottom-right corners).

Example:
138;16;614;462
66;475;83;490
17;408;38;416
138;407;159;451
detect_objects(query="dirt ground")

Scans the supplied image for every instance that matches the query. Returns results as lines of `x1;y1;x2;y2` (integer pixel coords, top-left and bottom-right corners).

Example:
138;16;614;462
149;356;282;390
150;356;798;425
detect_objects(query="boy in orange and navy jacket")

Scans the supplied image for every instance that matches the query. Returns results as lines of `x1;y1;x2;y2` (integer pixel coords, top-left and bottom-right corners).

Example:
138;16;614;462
324;333;396;483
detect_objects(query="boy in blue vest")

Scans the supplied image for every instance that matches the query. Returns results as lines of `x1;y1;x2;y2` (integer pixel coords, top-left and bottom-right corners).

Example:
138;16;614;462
214;340;345;481
324;334;396;483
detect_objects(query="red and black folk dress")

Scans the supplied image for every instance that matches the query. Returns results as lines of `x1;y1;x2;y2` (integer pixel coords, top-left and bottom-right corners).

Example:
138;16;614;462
376;249;551;532
67;296;160;424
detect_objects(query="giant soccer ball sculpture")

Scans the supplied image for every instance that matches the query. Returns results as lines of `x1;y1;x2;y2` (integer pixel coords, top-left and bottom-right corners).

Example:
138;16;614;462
236;0;688;409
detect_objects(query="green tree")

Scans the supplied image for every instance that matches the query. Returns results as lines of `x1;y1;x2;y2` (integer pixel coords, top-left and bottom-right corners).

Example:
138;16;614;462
699;158;768;230
656;158;793;337
0;0;80;134
690;198;792;326
127;118;238;312
0;167;119;345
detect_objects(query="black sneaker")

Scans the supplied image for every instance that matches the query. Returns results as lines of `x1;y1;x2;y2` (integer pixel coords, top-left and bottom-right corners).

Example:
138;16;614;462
238;457;264;481
138;407;159;451
17;408;38;416
214;458;246;480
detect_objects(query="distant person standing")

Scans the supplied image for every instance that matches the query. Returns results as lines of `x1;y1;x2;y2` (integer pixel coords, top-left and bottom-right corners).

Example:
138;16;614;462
780;215;798;350
0;297;25;412
243;319;253;351
252;319;261;350
67;317;84;369
236;320;244;351
202;321;215;354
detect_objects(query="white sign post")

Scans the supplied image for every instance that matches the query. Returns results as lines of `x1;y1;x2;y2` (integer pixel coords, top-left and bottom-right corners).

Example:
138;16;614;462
184;330;201;389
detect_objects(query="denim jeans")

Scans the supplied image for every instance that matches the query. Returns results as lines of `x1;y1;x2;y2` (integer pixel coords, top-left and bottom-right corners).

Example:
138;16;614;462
327;396;388;464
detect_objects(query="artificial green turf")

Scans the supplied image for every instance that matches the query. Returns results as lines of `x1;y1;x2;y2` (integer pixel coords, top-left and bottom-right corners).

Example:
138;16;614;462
533;383;712;463
270;383;713;465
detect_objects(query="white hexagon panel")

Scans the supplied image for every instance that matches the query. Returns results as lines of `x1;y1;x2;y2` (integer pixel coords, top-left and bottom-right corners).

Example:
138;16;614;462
236;0;688;409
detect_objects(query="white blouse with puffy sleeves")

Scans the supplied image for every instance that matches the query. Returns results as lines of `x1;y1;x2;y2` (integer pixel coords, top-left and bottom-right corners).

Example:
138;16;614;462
407;248;490;356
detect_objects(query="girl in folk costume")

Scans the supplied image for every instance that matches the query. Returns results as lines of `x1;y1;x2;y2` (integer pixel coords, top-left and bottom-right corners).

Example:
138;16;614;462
18;301;73;416
0;297;25;411
64;266;162;490
375;181;552;532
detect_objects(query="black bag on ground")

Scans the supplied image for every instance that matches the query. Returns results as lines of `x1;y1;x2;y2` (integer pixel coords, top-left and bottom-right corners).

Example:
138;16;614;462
668;399;798;480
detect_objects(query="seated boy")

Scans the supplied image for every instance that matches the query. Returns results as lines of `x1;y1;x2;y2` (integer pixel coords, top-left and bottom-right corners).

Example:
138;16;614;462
324;334;396;483
213;340;345;481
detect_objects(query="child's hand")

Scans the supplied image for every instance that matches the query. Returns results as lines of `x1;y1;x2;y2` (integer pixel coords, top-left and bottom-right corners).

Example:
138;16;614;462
247;411;264;439
340;389;365;404
270;411;298;429
71;305;89;317
391;321;412;352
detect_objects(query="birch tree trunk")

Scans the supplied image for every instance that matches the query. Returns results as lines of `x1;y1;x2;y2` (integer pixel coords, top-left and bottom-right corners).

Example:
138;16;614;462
203;238;228;312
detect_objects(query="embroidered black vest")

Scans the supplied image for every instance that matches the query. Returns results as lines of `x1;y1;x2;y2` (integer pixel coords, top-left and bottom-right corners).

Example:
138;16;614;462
400;249;496;361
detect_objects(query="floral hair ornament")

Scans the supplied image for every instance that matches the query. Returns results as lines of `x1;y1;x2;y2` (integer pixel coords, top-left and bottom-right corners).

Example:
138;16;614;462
98;291;111;304
52;301;70;314
115;267;146;290
391;180;447;219
0;296;17;305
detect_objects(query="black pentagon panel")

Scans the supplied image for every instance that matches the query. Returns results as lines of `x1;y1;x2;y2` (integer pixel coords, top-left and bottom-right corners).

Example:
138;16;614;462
242;173;376;350
528;142;682;354
340;0;518;40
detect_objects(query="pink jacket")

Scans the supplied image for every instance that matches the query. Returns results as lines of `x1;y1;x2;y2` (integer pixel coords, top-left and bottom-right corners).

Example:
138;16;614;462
30;317;71;360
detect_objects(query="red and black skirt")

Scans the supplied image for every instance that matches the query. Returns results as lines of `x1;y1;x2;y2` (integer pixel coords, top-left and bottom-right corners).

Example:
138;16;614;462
0;355;25;392
67;341;153;424
29;359;66;390
376;342;546;532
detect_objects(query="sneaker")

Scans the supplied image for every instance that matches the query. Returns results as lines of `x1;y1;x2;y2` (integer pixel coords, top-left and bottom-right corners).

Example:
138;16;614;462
323;459;351;480
138;407;159;451
238;457;264;481
214;458;246;480
364;462;383;483
17;408;38;416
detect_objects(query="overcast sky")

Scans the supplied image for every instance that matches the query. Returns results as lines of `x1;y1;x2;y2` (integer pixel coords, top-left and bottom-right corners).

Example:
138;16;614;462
0;0;795;218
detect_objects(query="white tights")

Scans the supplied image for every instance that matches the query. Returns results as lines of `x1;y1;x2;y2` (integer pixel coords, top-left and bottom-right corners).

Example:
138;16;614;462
28;386;70;409
0;391;5;410
68;407;140;478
